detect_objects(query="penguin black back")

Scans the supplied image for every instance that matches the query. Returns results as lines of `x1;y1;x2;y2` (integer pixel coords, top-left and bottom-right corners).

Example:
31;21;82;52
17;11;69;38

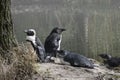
57;50;94;69
99;54;120;67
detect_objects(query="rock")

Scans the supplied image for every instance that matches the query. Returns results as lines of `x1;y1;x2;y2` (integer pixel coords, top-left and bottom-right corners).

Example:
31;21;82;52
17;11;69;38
33;59;120;80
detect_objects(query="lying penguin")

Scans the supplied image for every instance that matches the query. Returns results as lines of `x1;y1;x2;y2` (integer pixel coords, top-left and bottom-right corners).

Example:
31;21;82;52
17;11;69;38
24;29;46;62
99;54;120;67
57;50;94;69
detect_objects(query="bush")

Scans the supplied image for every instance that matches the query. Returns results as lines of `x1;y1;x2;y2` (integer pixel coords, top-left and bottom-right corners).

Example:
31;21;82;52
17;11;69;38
0;43;38;80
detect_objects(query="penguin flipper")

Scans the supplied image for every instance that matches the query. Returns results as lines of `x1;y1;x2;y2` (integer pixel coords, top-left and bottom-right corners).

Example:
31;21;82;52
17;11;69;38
45;34;60;50
36;37;44;49
36;46;46;62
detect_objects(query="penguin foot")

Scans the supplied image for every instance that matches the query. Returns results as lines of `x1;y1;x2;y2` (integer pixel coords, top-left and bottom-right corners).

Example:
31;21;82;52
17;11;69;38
45;56;55;63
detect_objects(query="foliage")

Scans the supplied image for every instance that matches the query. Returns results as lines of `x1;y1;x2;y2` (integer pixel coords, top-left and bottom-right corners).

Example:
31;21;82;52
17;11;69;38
0;44;38;80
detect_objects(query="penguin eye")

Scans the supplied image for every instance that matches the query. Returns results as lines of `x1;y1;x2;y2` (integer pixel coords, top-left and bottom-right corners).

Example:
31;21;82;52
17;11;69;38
57;29;61;33
27;31;34;36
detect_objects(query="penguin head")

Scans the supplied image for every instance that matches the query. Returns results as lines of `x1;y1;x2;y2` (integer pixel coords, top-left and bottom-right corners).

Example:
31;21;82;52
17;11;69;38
98;54;112;60
24;29;36;42
57;50;67;58
24;29;36;36
50;27;66;34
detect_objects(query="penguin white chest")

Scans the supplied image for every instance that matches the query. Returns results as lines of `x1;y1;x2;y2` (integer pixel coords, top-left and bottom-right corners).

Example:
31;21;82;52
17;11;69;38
26;36;37;46
57;35;62;50
26;36;35;42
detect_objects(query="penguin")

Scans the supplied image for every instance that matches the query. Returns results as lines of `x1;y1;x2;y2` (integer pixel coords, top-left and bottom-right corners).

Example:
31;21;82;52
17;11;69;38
44;27;66;60
99;54;120;67
24;29;46;62
57;50;94;69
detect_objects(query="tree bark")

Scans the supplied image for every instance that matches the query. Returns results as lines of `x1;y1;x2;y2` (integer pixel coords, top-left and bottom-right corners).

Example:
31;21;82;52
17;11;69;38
0;0;17;50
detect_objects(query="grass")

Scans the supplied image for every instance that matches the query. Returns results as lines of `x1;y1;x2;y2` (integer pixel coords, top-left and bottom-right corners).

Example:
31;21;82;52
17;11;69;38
0;43;39;80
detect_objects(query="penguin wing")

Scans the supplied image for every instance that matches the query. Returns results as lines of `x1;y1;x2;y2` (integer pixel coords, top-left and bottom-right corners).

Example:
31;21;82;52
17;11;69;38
52;36;60;47
78;54;94;68
36;46;46;62
36;37;45;50
45;34;60;49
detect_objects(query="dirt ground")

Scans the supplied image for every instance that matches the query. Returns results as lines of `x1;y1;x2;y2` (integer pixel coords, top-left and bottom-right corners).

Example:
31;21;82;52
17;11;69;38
25;43;120;80
32;60;120;80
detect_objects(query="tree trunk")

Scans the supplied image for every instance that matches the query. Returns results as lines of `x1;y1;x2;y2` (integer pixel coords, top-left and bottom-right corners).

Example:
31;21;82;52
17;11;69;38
0;0;17;50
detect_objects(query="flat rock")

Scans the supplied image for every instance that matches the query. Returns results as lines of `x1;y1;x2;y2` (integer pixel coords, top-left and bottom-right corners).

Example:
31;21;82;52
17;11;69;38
33;61;120;80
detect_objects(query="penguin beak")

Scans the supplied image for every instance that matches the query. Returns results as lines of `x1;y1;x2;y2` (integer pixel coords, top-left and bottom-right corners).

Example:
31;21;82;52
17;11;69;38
24;30;28;33
61;28;66;31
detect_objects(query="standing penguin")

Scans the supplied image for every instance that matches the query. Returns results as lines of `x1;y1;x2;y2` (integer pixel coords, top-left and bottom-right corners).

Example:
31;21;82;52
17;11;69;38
44;27;66;61
24;29;46;62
